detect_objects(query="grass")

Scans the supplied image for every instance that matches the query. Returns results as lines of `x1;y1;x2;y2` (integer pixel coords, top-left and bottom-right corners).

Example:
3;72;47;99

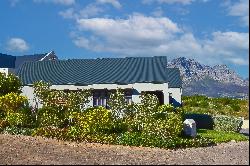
197;129;249;143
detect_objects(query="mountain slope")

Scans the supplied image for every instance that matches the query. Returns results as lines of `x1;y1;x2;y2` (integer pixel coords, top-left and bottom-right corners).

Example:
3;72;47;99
168;57;249;98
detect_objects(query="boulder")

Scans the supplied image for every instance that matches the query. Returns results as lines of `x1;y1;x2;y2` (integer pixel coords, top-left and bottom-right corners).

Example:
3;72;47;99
183;119;197;137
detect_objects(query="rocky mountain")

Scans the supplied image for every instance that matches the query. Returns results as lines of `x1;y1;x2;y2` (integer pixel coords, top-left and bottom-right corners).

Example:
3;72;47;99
167;57;249;98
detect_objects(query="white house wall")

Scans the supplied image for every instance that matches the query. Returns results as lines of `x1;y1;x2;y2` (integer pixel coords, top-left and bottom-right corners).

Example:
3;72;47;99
168;87;182;105
0;68;9;75
22;82;174;108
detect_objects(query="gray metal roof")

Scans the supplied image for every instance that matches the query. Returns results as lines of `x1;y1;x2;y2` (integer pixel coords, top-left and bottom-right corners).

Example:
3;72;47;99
167;68;182;88
17;56;182;88
0;53;47;73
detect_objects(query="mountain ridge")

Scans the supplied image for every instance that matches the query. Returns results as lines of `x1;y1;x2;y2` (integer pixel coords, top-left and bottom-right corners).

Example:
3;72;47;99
167;57;249;98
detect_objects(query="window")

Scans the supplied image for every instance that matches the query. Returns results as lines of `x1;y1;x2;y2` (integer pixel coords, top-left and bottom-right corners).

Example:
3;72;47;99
93;90;108;107
125;90;132;104
93;89;133;107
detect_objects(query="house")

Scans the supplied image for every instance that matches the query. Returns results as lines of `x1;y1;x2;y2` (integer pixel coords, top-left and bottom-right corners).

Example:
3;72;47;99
17;56;182;107
0;51;58;75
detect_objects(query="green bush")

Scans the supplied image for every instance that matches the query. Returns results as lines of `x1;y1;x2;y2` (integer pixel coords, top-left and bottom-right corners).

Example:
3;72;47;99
3;126;34;136
33;81;91;111
125;94;183;137
117;132;215;149
107;88;128;120
144;112;183;138
0;93;28;113
32;127;69;140
67;126;83;141
0;120;9;132
230;104;241;112
157;104;174;113
6;107;34;127
0;73;22;96
213;115;243;132
197;129;249;143
37;106;66;128
83;133;118;144
182;95;249;119
76;107;114;134
126;93;159;132
33;126;118;144
0;109;6;119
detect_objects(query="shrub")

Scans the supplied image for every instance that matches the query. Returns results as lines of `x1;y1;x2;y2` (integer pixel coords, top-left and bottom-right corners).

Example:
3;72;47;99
230;104;241;112
127;93;159;132
0;109;6;119
0;73;22;96
144;112;183;138
2;126;34;136
107;88;128;120
126;94;183;137
83;133;118;144
182;96;249;119
37;106;66;128
6;112;33;127
117;132;215;149
67;126;83;141
0;93;28;113
74;106;114;134
6;107;34;127
32;127;69;140
157;104;175;113
213;115;243;132
33;126;118;144
0;120;9;132
33;81;51;106
197;129;248;143
33;81;92;111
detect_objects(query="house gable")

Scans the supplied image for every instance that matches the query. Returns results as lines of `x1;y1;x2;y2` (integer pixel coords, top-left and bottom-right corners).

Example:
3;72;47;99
0;51;58;74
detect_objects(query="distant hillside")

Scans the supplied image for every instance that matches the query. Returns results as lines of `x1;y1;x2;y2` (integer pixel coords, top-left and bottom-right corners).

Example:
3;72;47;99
168;57;249;98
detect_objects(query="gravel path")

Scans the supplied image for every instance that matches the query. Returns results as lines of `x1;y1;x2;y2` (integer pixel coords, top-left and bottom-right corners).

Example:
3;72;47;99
0;134;249;165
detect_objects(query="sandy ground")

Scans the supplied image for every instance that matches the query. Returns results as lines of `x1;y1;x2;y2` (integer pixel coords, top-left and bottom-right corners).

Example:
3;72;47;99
0;134;249;165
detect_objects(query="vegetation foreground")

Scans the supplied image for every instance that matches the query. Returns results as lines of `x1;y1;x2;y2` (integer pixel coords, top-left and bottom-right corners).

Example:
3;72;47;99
0;73;248;150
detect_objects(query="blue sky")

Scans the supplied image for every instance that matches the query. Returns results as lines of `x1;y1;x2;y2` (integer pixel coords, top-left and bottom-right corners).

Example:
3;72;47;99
0;0;249;78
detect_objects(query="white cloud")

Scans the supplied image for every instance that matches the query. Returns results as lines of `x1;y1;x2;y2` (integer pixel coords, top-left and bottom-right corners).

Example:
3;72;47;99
228;57;249;65
59;4;104;19
59;8;77;19
33;0;75;6
73;37;90;49
78;4;104;18
6;38;29;52
142;0;195;5
71;14;249;66
96;0;122;9
76;14;181;39
227;0;249;27
158;0;195;5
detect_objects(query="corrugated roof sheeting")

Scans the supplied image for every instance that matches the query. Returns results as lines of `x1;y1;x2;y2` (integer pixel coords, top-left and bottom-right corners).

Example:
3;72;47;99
17;56;181;88
0;53;47;73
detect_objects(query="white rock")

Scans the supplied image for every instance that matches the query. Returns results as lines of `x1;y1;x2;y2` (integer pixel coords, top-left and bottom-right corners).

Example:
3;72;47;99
183;119;197;137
